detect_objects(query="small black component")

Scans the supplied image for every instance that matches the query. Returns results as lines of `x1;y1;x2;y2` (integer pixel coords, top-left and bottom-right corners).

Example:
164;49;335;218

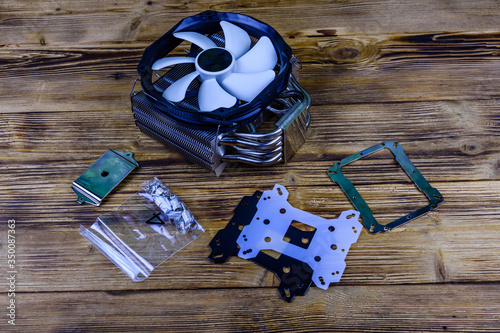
145;213;166;225
208;190;313;302
208;191;262;263
252;251;313;302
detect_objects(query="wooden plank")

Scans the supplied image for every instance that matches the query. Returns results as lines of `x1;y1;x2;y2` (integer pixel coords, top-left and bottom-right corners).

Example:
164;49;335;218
2;99;500;182
2;182;500;292
1;30;499;113
0;46;141;113
3;284;499;332
1;0;500;45
1;1;499;332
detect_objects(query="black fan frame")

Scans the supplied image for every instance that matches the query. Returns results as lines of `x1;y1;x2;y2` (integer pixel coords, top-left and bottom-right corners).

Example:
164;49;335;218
137;11;293;130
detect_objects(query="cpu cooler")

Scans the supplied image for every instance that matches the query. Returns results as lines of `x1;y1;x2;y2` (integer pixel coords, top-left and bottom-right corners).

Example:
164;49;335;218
132;11;310;175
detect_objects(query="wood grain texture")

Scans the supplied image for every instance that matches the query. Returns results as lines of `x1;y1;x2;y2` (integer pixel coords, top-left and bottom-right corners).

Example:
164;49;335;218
2;101;500;183
1;284;499;332
1;0;500;331
1;31;500;112
1;182;500;294
1;0;500;45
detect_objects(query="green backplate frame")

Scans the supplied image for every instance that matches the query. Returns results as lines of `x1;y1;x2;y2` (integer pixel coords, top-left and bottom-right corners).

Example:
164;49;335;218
327;141;444;234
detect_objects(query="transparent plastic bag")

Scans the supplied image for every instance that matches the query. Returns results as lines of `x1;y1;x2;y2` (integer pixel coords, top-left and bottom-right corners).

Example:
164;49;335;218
80;177;204;281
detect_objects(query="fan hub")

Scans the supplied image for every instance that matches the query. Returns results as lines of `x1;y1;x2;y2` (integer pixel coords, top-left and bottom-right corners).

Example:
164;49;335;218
195;47;235;82
197;48;233;72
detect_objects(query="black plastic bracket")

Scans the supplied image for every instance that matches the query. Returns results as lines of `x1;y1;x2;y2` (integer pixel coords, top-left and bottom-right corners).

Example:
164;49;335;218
208;191;313;302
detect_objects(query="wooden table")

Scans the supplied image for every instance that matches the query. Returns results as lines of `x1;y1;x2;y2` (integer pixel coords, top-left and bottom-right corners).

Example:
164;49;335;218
2;1;500;331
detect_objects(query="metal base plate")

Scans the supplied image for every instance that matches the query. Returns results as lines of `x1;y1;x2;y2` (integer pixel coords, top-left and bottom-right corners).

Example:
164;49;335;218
72;150;139;206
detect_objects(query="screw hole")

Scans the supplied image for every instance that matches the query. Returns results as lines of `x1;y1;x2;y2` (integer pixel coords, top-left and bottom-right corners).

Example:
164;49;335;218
279;208;286;214
283;266;290;273
328;226;335;232
263;219;270;225
264;236;271;243
301;237;309;244
314;256;321;262
101;170;109;177
331;244;337;250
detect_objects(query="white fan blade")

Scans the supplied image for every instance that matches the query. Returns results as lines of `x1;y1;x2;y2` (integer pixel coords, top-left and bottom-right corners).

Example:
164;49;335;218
220;21;251;59
152;57;195;71
173;32;217;50
163;71;199;102
221;70;275;102
198;79;237;111
234;36;278;73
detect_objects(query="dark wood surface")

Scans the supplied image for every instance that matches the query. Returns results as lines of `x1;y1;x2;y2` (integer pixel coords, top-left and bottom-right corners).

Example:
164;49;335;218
2;1;500;332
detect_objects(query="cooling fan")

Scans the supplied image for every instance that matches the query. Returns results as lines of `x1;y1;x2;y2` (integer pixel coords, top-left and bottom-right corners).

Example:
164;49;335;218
131;11;311;175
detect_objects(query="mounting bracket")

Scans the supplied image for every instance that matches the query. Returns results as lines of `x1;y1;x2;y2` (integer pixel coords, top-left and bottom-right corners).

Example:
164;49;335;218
72;150;139;206
327;141;444;234
208;184;361;302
